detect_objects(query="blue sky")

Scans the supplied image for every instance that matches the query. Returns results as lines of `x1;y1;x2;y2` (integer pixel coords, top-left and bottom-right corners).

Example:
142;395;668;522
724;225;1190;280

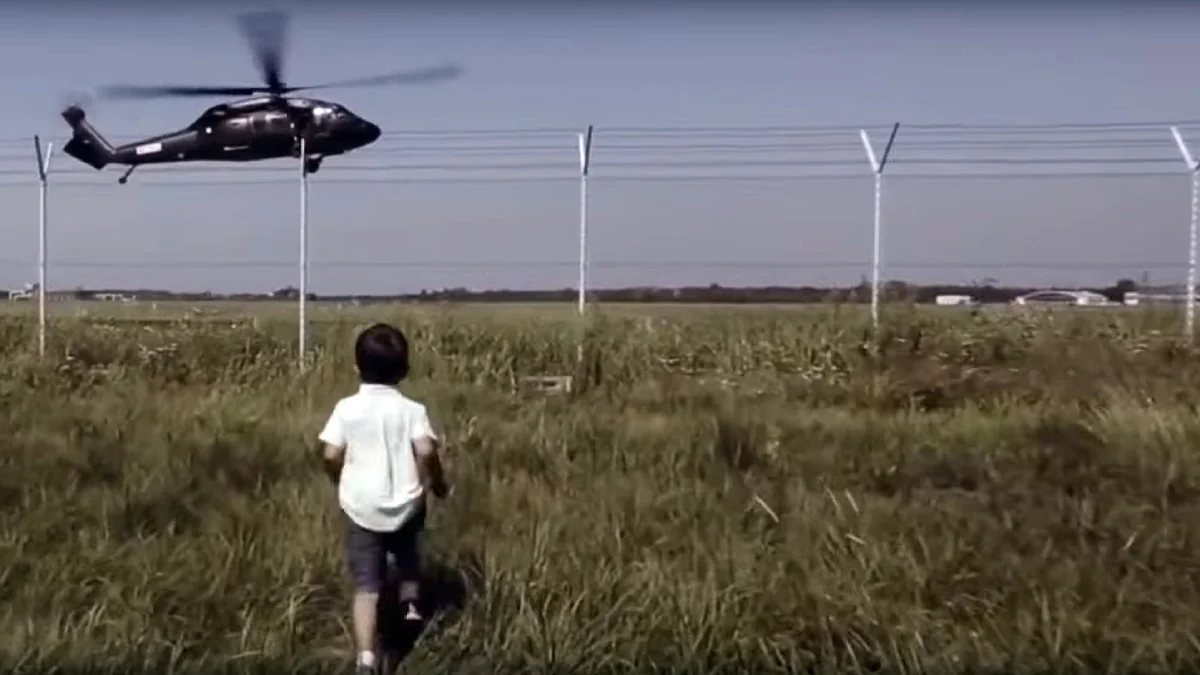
0;3;1198;294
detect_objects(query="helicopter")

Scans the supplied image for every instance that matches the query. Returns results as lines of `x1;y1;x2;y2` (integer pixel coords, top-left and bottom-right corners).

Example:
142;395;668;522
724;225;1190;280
60;10;462;184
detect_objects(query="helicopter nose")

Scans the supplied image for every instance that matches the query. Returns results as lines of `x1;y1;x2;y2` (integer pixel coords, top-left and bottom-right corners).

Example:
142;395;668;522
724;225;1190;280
359;119;380;144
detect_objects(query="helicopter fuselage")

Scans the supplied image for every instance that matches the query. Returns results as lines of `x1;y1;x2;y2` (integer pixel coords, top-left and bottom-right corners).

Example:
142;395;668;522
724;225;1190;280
61;96;382;180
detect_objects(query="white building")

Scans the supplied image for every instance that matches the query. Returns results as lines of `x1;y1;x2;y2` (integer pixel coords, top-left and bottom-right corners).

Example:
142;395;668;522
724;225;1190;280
935;294;978;306
1012;290;1111;306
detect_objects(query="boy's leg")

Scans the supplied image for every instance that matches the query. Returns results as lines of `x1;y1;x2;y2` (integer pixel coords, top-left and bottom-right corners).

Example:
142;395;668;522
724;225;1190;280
345;519;388;670
385;503;427;620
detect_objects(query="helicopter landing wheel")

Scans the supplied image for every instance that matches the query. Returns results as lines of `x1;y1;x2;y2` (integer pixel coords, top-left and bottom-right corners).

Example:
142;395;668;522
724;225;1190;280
304;156;322;174
117;165;136;185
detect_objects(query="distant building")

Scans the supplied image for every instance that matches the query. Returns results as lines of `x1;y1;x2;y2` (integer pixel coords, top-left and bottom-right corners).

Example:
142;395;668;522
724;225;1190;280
1012;290;1110;306
5;286;133;302
934;294;978;306
1123;290;1200;305
6;282;36;301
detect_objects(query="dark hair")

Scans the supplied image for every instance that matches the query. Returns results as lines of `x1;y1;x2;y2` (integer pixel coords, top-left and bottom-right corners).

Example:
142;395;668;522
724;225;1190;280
354;323;410;384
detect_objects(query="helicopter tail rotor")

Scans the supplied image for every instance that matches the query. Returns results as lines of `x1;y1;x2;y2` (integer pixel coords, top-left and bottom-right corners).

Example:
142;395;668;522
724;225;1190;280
61;89;94;112
61;105;115;171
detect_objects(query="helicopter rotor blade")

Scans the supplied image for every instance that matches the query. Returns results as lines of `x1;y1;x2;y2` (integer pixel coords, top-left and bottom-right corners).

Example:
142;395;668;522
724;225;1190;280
96;84;269;100
283;63;463;93
88;10;458;104
237;9;289;93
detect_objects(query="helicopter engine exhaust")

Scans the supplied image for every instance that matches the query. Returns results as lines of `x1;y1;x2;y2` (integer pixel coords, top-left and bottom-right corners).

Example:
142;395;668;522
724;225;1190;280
61;105;115;170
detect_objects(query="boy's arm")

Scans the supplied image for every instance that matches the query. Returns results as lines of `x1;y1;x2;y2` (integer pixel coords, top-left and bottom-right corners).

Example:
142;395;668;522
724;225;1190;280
415;436;448;498
411;405;449;498
318;404;347;484
320;442;346;484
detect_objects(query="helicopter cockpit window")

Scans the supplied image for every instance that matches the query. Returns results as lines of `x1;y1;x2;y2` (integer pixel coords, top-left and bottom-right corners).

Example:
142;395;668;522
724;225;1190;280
312;106;336;127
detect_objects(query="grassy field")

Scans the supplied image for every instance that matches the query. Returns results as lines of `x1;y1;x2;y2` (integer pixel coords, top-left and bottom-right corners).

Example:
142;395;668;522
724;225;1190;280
3;302;1200;674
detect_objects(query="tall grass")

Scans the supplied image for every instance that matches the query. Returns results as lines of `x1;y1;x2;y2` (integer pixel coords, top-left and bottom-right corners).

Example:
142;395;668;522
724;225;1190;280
2;306;1200;674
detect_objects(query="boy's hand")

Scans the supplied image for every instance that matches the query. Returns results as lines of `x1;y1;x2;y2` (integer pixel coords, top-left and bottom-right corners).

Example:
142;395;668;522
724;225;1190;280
320;442;345;484
414;435;449;499
408;402;450;500
431;477;450;499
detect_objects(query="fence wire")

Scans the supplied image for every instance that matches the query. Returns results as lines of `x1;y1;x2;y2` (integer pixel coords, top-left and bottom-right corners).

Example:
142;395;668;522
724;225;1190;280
0;120;1196;307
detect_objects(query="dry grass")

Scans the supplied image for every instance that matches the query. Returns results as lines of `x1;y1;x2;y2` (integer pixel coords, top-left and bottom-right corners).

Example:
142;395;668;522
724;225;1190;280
3;304;1200;674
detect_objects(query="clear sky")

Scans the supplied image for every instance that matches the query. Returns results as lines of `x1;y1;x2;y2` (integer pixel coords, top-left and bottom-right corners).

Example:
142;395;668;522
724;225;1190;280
1;2;1199;295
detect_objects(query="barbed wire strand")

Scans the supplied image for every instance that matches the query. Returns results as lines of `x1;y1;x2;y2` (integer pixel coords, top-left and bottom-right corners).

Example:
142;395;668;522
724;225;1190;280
1;118;1200;147
0;130;1195;147
0;139;1190;166
0;259;1188;271
0;141;1189;162
0;155;1184;176
0;171;1186;187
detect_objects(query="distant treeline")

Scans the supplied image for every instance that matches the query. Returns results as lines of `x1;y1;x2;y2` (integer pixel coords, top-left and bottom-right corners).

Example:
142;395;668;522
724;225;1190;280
20;278;1146;304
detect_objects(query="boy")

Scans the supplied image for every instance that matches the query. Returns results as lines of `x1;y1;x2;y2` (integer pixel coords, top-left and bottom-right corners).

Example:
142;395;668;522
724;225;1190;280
317;323;449;675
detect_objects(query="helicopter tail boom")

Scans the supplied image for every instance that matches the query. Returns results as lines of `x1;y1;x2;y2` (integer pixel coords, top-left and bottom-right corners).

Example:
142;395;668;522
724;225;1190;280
61;105;115;170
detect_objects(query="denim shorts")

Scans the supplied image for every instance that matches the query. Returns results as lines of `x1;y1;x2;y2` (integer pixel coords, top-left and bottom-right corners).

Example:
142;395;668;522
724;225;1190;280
343;503;426;592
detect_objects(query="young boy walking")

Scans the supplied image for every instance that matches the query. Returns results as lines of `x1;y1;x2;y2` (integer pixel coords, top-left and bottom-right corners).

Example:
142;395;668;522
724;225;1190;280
317;323;449;674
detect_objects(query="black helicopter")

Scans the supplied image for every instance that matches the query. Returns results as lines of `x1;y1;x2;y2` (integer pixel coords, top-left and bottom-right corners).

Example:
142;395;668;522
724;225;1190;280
60;10;462;184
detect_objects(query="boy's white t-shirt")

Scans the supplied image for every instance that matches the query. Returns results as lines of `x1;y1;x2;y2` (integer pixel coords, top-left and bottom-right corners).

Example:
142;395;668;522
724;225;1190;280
318;384;437;532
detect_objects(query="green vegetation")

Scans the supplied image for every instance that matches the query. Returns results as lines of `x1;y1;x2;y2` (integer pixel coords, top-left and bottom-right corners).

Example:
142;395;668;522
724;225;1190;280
2;304;1199;674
